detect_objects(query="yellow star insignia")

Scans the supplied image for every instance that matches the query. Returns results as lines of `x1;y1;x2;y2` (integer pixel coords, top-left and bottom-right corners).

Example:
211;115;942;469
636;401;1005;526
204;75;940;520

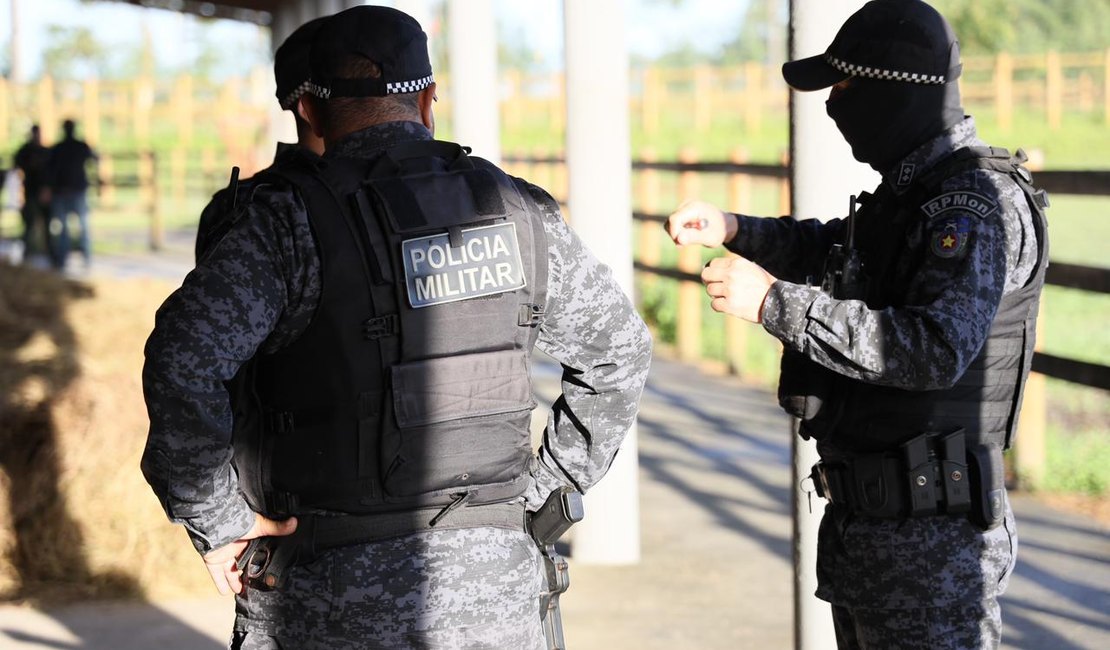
942;234;956;248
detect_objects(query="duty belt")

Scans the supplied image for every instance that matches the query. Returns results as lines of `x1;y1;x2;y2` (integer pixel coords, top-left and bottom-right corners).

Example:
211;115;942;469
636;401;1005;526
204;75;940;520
240;501;527;590
809;430;973;519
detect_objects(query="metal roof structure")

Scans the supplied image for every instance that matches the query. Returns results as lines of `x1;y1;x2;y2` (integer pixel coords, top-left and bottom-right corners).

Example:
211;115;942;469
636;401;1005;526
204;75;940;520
100;1;274;25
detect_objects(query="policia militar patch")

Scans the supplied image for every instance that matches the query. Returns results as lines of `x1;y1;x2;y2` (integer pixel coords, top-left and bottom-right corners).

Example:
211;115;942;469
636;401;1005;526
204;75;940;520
402;222;527;308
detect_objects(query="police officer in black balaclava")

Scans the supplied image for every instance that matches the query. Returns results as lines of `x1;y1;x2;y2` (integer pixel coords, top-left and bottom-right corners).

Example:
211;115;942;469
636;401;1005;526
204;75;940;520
668;1;1050;648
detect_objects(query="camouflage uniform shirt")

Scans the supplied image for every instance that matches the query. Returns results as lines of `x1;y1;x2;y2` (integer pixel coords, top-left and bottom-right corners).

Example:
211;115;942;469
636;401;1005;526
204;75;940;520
141;121;652;648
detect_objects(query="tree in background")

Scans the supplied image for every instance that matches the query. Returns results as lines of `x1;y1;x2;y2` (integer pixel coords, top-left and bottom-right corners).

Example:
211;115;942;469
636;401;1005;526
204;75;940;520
931;0;1110;54
42;26;107;80
719;0;787;65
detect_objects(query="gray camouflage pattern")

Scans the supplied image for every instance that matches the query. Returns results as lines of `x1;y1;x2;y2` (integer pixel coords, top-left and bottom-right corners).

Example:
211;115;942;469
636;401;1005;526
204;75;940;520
141;120;651;644
722;117;1030;639
831;597;1003;650
229;528;545;649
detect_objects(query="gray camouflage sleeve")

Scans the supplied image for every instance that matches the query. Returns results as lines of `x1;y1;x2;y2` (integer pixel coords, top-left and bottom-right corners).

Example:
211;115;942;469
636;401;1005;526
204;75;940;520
520;184;653;505
759;202;1010;390
141;187;314;554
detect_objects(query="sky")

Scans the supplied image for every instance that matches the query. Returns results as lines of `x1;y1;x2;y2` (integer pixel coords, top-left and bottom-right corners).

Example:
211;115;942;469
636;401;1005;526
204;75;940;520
1;0;751;80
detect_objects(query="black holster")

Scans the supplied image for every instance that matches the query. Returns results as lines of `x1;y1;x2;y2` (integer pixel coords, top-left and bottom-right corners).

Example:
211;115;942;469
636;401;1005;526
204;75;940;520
777;350;841;440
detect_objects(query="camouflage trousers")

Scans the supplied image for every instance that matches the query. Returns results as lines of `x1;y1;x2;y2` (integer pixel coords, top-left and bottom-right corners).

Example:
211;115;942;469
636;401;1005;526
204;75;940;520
229;527;546;650
830;600;1001;649
816;495;1018;650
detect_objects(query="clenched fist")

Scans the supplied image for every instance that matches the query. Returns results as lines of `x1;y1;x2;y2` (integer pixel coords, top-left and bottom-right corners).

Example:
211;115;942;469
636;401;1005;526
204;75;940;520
701;256;778;323
666;200;738;248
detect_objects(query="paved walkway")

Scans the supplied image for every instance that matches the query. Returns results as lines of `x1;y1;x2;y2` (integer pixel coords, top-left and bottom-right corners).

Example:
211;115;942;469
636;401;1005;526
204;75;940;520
1;247;1107;649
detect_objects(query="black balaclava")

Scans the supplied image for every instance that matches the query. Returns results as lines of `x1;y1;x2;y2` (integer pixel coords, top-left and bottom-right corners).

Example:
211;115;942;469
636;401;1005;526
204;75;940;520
826;75;964;174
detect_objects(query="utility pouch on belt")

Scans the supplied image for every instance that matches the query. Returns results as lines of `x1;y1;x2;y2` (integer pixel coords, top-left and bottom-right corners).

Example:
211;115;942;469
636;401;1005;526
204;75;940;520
811;429;976;521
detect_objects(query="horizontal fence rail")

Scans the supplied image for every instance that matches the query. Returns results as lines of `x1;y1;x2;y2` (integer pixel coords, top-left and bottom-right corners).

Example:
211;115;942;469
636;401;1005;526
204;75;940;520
504;153;1109;392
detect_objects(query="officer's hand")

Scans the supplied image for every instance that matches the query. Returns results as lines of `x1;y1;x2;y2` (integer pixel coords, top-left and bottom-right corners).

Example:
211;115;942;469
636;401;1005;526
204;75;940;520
202;514;297;596
701;256;778;323
666;200;738;247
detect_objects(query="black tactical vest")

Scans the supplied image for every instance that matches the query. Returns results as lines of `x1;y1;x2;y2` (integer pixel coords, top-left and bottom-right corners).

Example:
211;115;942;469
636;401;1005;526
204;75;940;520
783;148;1049;457
231;140;549;517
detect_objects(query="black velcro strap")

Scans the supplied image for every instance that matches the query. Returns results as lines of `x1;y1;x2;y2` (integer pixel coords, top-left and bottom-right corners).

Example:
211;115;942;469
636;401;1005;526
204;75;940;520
465;169;506;216
371;177;427;229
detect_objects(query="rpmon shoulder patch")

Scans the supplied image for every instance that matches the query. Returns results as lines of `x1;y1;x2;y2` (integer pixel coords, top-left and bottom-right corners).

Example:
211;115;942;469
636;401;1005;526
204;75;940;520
920;191;998;219
402;222;527;308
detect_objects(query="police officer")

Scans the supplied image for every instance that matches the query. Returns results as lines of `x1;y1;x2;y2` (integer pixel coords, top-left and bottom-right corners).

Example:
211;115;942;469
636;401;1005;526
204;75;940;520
194;15;328;261
142;6;651;650
667;1;1046;648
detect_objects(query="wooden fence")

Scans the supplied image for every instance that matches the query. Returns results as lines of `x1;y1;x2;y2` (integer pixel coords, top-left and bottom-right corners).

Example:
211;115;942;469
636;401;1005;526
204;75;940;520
2;48;1108;156
503;150;1109;488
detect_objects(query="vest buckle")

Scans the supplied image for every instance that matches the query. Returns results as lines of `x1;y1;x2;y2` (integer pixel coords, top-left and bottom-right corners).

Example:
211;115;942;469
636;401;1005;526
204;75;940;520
362;314;399;340
518;303;545;327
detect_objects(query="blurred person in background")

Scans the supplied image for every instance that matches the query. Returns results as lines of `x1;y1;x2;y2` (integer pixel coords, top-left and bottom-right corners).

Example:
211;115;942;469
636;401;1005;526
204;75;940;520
667;1;1048;648
13;124;51;262
45;119;98;272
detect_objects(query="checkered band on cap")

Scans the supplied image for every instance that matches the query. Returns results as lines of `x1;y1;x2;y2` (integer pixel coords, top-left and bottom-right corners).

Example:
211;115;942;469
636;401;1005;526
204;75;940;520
386;74;434;95
825;54;946;85
306;81;332;100
280;80;315;110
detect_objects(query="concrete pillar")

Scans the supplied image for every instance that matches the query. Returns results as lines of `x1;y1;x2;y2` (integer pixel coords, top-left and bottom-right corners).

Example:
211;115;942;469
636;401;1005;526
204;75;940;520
446;0;500;163
788;1;877;648
563;0;640;565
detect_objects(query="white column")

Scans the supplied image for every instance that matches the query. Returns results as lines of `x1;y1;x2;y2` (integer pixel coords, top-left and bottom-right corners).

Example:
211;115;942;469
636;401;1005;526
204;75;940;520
446;0;501;164
788;1;876;649
563;0;640;565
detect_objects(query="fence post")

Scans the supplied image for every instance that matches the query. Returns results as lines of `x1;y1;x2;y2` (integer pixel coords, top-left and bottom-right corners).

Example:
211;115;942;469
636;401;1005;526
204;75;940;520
744;61;764;133
82;78;101;146
37;76;58;142
694;64;713;133
1014;302;1047;489
134;76;154;148
637;148;661;295
642;67;661;136
201;147;218;197
171;148;187;211
1104;48;1110;126
0;77;9;145
676;147;703;362
99;154;115;208
1046;50;1062;131
779;149;792;214
725;147;752;376
139;151;162;251
175;74;195;148
995;52;1013;133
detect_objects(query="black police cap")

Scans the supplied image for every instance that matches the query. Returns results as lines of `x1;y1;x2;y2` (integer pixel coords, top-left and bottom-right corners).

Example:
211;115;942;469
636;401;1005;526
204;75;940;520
274;16;328;110
308;5;434;100
782;0;962;92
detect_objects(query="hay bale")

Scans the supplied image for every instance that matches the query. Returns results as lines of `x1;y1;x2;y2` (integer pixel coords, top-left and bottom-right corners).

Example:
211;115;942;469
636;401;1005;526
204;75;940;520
0;263;213;604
